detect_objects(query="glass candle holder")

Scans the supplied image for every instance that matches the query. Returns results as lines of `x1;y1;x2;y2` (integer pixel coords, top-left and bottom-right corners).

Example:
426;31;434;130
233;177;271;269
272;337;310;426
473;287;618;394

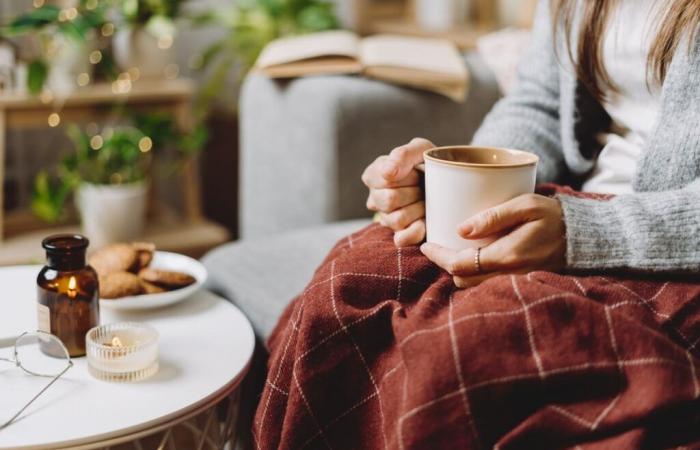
37;234;100;358
86;322;159;382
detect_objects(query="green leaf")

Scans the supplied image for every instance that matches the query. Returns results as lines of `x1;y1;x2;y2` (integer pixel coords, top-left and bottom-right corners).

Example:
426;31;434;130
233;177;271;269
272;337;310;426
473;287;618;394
27;60;48;95
297;4;338;32
195;41;226;71
31;170;72;223
7;5;61;34
58;21;86;41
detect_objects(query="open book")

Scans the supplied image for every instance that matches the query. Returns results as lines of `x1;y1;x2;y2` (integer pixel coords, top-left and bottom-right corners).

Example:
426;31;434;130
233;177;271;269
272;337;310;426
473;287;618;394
255;30;469;102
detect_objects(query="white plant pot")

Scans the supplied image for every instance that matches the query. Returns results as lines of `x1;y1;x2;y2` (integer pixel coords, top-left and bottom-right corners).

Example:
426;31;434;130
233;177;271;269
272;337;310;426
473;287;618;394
415;0;470;31
45;34;92;95
113;27;173;79
76;182;148;249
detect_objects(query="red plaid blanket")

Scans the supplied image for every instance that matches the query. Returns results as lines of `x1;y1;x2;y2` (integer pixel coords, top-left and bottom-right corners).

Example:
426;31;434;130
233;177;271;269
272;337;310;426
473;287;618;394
254;189;700;450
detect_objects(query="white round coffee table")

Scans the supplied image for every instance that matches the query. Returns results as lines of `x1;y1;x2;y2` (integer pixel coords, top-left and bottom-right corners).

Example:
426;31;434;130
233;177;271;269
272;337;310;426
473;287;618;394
0;265;255;450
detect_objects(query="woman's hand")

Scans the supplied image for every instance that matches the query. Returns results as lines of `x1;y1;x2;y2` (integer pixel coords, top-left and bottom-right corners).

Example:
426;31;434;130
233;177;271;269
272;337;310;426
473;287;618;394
362;138;434;247
420;194;566;288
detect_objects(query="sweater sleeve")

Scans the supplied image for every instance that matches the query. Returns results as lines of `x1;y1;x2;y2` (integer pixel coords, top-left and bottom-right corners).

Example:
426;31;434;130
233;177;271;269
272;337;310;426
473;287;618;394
558;178;700;272
471;0;567;183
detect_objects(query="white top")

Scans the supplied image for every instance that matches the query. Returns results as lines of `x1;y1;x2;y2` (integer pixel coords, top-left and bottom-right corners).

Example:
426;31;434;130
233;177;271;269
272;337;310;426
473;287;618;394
581;0;661;195
0;266;255;450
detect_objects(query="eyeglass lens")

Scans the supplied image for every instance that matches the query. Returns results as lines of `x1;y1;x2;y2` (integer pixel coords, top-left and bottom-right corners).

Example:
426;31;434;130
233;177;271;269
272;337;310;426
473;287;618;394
15;333;71;377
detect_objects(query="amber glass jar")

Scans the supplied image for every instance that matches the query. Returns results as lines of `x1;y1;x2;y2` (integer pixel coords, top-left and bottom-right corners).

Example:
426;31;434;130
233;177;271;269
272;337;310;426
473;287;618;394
37;234;100;357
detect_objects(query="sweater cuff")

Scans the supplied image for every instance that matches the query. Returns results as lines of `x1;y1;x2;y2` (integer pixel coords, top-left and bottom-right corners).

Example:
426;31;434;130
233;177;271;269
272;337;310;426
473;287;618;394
556;194;629;270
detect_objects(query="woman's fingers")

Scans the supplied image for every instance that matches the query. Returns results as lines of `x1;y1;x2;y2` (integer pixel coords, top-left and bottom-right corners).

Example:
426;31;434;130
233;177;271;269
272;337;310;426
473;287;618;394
380;201;425;231
420;240;509;277
458;194;543;239
362;156;422;189
383;138;434;182
367;187;423;213
419;243;479;276
394;219;426;247
421;241;531;288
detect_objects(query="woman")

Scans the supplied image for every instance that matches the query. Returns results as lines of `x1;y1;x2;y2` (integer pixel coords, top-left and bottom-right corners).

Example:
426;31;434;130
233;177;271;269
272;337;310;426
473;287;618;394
363;0;700;287
254;1;700;448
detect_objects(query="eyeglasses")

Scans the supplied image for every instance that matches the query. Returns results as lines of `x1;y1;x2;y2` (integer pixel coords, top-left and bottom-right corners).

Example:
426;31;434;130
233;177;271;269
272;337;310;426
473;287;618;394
0;331;73;430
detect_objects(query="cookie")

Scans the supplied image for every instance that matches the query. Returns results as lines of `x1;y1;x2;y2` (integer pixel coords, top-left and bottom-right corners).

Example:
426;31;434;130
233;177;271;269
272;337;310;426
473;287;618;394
141;279;167;294
89;244;139;275
138;268;196;289
132;242;156;271
100;272;143;299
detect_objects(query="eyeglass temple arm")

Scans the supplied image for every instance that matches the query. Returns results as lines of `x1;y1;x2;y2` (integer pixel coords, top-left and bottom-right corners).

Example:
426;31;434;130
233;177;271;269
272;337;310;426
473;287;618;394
0;361;73;430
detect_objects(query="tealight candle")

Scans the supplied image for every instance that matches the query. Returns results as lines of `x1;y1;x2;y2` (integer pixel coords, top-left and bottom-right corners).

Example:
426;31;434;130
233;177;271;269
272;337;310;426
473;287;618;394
86;322;159;382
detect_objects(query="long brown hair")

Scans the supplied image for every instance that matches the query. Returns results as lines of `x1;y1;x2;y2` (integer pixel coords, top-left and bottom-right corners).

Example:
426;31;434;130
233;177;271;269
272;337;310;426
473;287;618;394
551;0;700;101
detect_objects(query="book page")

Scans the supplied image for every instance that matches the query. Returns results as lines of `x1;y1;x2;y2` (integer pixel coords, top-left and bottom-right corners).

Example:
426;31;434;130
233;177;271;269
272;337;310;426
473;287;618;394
256;30;361;69
359;34;467;82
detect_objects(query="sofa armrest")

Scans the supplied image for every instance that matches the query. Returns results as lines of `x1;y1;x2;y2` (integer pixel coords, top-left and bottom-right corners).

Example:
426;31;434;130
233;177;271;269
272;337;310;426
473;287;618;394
239;53;500;238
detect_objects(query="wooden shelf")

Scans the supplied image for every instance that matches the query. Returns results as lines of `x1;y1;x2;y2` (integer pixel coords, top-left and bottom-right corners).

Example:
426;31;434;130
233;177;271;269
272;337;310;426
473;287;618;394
0;78;195;109
0;77;208;252
0;218;230;266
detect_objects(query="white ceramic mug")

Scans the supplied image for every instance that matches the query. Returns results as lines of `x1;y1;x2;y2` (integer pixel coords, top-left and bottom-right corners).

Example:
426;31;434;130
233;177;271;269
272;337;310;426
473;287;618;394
422;146;538;251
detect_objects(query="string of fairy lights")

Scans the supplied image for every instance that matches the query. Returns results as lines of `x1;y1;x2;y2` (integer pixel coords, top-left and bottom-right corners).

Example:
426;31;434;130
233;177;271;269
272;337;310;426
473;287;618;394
28;0;180;133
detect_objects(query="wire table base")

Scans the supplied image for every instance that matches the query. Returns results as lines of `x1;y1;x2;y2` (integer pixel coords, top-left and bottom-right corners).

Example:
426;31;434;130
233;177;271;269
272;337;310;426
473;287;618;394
102;389;241;450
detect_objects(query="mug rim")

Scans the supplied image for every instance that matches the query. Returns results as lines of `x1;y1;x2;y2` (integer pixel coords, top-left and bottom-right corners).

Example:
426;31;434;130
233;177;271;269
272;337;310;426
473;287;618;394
423;145;539;169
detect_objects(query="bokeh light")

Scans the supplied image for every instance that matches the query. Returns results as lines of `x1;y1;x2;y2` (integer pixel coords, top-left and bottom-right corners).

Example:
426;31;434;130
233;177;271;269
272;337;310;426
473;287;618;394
110;173;123;184
77;72;90;86
157;35;173;50
89;50;102;64
138;137;153;153
90;135;103;150
101;23;115;37
48;113;60;127
128;67;141;81
111;73;132;94
39;90;53;104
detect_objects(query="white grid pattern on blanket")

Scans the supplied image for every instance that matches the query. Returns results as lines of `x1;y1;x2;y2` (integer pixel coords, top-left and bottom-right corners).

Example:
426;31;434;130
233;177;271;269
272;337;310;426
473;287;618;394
447;291;482;450
329;260;389;450
255;231;700;450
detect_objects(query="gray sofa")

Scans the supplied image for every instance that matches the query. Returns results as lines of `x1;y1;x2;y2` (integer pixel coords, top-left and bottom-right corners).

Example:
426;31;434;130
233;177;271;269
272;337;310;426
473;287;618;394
201;52;499;446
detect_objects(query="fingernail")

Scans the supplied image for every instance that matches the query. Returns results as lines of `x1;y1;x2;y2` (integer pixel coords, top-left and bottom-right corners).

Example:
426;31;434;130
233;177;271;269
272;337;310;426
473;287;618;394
419;243;429;253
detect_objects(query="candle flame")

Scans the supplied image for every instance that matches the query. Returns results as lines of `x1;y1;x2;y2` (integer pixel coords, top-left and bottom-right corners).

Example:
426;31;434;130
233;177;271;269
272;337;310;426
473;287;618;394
67;276;77;299
111;336;123;348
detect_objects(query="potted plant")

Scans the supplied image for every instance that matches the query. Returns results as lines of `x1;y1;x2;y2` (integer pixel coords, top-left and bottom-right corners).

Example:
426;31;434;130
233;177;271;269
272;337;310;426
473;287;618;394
112;0;183;78
32;112;206;247
1;0;107;95
33;125;152;248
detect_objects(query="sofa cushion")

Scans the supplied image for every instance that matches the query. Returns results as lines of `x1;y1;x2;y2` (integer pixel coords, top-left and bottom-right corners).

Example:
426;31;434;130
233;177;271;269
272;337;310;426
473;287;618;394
202;219;371;340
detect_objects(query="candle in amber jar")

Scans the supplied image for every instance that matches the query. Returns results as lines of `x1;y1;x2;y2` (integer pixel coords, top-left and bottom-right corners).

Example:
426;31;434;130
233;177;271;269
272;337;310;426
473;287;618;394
37;234;100;357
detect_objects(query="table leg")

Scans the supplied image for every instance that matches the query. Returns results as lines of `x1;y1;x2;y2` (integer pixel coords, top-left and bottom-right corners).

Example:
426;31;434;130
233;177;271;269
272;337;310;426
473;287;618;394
106;388;242;450
173;100;203;222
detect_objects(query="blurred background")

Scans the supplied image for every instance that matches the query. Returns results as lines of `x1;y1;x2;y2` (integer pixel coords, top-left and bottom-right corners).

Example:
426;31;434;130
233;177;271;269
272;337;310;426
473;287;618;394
0;0;536;264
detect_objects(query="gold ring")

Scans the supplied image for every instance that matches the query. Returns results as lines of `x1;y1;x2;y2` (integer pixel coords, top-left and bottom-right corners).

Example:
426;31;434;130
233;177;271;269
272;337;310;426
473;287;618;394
475;247;482;274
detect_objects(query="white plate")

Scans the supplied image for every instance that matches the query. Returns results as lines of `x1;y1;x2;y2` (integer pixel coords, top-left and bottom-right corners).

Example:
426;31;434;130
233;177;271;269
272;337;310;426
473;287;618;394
99;251;207;311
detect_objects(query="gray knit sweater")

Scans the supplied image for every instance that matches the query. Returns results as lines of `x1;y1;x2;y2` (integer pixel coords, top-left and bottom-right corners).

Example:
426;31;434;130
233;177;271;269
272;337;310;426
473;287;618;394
472;0;700;273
